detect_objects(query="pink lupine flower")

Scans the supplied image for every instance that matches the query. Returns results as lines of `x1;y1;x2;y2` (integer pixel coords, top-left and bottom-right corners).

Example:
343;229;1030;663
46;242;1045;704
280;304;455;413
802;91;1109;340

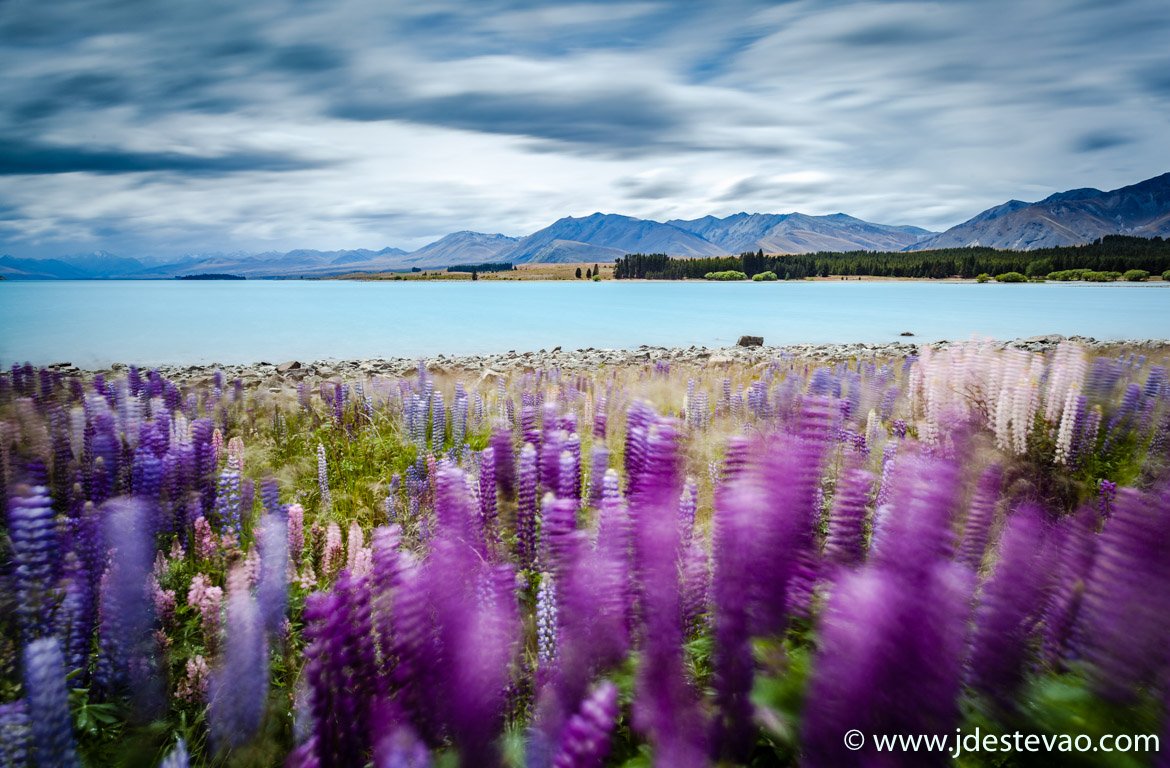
298;564;317;591
321;522;344;578
169;539;186;562
345;522;364;573
176;655;211;704
287;503;305;565
211;428;224;466
150;576;177;624
187;573;224;641
227;435;245;471
193;516;216;561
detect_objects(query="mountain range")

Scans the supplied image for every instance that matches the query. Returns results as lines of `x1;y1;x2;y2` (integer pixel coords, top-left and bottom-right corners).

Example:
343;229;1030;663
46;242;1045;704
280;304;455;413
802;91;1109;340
909;172;1170;250
2;172;1167;279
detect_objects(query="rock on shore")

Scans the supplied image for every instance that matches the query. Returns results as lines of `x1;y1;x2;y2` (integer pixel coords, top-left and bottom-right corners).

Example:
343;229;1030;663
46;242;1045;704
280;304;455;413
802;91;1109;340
54;335;1170;389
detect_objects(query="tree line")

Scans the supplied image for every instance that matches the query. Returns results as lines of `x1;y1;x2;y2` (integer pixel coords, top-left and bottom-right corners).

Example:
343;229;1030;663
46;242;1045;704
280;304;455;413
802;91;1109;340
612;236;1170;280
447;262;514;273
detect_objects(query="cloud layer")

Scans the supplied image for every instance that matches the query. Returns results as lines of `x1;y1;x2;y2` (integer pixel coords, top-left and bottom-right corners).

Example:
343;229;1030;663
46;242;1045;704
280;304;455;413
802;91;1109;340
1;0;1168;257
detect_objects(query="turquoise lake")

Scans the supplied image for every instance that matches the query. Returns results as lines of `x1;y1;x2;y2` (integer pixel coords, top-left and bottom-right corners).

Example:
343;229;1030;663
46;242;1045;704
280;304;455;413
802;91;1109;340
0;280;1166;366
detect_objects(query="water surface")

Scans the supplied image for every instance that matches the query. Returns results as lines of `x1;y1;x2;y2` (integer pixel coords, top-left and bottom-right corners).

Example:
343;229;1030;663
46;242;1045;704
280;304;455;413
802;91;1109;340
1;280;1165;366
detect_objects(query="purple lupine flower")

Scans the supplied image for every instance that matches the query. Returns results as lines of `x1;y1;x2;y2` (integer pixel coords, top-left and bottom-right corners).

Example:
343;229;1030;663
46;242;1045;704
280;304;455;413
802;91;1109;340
967;503;1052;707
56;551;94;676
1097;478;1117;519
159;739;190;768
536;572;560;672
96;497;162;718
1041;506;1099;668
540;496;580;579
213;460;242;535
452;385;468;447
317;443;331;511
257;512;289;635
517;443;539;568
557;448;579;502
0;700;31;768
721;435;749;482
629;415;708;766
426;529;520;762
490;423;515;497
679;539;709;634
802;560;973;767
540;426;563;495
592;395;607;439
303;570;377;766
822;467;874;570
24;638;81;768
552;681;620;768
209;569;269;751
478;446;498;538
677;476;698;541
870;452;962;579
956;464;1003;570
8;483;58;644
1077;485;1170;702
373;725;432;768
587;445;609;508
261;476;282;518
431;390;446;449
623;400;653;499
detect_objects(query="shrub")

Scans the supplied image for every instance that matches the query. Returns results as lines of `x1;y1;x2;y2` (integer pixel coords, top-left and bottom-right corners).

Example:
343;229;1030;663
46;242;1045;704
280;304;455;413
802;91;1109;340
592;274;601;282
1123;269;1149;282
994;272;1028;283
1047;269;1092;281
751;271;778;282
975;273;991;283
1025;259;1053;277
704;270;749;281
1163;269;1170;282
1083;271;1122;282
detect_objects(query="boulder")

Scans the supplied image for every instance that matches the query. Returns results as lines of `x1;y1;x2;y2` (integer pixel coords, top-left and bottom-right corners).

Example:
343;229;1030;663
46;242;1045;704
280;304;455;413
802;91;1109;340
277;360;302;373
737;335;764;348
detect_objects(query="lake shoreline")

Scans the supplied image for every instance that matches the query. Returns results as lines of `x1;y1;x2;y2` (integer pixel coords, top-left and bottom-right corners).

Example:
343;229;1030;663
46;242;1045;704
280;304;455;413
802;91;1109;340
39;335;1170;389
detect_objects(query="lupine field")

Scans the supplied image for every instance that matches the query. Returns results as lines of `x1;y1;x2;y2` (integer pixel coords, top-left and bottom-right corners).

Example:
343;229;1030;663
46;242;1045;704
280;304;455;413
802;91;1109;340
2;341;1170;767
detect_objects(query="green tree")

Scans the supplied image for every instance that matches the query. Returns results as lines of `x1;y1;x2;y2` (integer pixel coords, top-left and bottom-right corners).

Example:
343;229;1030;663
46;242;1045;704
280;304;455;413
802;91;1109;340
586;268;592;278
575;267;583;278
471;270;478;281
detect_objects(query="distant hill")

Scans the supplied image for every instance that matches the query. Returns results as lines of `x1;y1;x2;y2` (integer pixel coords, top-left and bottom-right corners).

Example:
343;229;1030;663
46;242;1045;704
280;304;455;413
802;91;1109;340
404;231;519;267
668;212;931;254
502;213;727;264
910;172;1170;250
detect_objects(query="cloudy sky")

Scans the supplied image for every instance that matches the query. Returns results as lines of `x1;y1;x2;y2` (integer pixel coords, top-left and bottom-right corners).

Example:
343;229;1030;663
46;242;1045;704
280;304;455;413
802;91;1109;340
1;0;1168;258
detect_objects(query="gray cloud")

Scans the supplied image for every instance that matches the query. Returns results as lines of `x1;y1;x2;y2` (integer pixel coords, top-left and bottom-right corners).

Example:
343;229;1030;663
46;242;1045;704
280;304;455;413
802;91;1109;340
1074;131;1134;153
331;87;686;154
0;0;1167;257
616;174;690;200
0;138;329;176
